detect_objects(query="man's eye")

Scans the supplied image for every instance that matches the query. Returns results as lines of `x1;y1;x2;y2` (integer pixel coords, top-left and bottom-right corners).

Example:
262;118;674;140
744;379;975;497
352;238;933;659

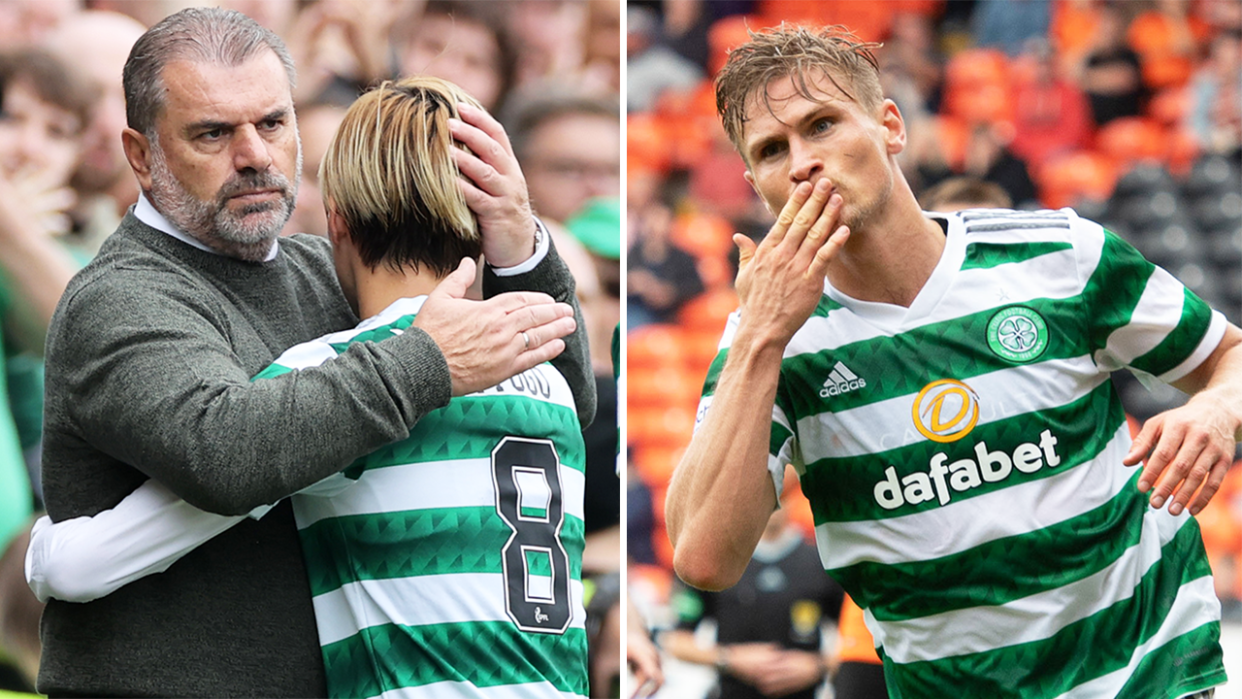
200;129;224;140
812;119;831;134
260;119;282;131
760;142;784;159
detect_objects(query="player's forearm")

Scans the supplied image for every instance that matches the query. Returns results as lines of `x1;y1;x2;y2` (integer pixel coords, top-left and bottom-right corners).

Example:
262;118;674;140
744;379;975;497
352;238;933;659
659;630;719;666
667;330;783;591
1176;324;1242;439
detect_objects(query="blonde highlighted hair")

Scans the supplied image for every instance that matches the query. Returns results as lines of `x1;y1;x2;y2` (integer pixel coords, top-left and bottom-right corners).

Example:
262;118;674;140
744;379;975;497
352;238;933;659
320;76;483;275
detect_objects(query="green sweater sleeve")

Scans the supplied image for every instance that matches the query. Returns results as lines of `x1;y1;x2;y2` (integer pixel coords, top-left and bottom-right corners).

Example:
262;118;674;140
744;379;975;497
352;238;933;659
44;267;451;518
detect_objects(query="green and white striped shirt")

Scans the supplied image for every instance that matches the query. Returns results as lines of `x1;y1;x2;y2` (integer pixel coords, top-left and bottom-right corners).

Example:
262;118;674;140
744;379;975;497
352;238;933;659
256;297;589;699
696;209;1227;698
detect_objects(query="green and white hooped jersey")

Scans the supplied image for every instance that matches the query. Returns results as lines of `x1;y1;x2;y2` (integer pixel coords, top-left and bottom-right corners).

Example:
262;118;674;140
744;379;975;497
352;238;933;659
695;209;1228;698
255;297;589;699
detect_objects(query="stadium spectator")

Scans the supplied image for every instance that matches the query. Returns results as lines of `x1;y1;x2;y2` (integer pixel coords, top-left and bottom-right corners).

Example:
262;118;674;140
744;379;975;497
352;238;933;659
667;24;1240;697
28;76;593;699
283;100;347;238
391;0;516;113
970;0;1051;57
918;175;1013;212
626;4;704;113
506;87;621;227
627;201;704;330
33;8;590;697
42;10;148;258
661;503;843;699
1076;2;1147;127
1009;38;1093;169
1186;27;1242;163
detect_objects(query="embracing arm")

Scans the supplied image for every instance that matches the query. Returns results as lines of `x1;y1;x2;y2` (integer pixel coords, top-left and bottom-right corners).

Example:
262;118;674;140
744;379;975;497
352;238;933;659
1125;322;1242;516
44;272;452;518
666;181;847;590
25;479;248;602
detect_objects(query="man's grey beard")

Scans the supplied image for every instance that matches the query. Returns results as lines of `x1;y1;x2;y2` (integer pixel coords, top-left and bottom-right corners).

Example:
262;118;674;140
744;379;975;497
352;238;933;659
146;135;302;262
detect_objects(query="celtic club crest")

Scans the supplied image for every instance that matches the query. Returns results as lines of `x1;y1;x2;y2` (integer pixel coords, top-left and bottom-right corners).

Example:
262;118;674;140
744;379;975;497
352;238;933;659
986;306;1048;362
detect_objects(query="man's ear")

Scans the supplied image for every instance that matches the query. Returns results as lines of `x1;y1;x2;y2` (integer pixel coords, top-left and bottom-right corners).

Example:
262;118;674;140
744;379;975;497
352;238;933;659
880;99;907;156
743;170;775;217
121;127;154;191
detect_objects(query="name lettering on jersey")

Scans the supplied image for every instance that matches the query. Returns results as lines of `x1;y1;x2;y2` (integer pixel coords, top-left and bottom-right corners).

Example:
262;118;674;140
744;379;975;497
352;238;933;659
480;366;554;400
874;430;1062;510
820;361;866;397
987;306;1049;363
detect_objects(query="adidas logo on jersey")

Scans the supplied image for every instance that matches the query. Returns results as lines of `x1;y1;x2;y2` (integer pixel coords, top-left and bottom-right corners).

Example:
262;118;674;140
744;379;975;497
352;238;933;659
819;361;866;397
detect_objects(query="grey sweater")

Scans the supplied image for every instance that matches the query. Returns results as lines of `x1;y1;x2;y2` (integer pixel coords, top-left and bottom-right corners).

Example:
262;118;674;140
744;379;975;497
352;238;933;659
37;213;595;697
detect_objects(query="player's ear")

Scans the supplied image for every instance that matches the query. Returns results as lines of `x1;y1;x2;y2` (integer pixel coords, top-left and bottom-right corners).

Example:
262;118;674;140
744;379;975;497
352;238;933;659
325;207;349;247
743;170;775;217
880;99;906;155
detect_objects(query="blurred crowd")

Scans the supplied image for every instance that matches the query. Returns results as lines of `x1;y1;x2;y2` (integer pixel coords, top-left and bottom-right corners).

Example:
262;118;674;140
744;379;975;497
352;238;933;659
625;1;1242;697
0;0;622;694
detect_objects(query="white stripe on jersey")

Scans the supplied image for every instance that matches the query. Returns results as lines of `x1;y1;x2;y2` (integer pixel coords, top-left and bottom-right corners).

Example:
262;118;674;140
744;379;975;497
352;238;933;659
1049;576;1220;699
294;457;587;528
313;574;587;645
794;356;1110;459
869;507;1193;663
814;421;1135;570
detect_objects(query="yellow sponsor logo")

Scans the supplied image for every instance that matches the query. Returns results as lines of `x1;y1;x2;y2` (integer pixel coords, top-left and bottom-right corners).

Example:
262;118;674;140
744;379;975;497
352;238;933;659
912;379;979;443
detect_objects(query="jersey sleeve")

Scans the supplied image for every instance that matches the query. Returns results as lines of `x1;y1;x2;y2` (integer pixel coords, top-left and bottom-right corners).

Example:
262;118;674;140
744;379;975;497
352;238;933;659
1075;215;1225;384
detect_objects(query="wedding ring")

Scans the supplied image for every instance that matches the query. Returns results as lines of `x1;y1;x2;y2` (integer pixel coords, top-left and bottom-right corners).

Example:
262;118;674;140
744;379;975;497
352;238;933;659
521;331;530;349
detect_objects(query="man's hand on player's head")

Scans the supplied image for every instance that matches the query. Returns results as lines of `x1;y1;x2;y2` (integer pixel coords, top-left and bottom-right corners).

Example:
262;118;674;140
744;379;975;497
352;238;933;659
733;178;849;348
449;103;538;269
414;258;575;395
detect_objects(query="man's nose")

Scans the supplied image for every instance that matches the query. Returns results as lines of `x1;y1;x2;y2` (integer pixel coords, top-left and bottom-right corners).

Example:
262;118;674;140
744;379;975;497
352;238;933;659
787;138;822;183
231;124;273;172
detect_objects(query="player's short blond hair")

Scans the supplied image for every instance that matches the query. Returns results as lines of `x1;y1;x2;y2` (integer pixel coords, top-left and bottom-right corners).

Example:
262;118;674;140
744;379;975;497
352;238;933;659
320;76;483;275
715;24;883;157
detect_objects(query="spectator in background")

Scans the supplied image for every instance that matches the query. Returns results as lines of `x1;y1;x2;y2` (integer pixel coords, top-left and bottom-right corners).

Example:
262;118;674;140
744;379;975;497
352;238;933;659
1187;27;1242;163
284;100;347;238
506;87;621;227
918;122;1039;210
0;47;96;693
662;503;843;699
392;0;516;113
919;175;1014;213
627;201;704;330
1077;2;1147;126
626;4;703;113
1010;38;1093;169
42;10;148;258
970;0;1051;57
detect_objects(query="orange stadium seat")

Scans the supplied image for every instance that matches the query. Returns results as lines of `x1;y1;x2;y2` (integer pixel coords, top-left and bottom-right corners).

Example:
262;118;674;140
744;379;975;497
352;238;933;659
629;404;697;450
708;14;759;75
677;286;738;334
627;324;686;370
626;113;673;175
671;211;737;261
1095;117;1168;170
1037;150;1119;209
627;364;702;410
633;444;686;486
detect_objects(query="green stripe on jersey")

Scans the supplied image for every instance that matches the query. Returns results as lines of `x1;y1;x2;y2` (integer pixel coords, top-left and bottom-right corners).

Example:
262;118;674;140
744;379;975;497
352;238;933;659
799;381;1125;523
961;241;1073;271
1131;286;1213;377
883;522;1215;698
831;470;1145;619
301;507;585;596
322;622;588;699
